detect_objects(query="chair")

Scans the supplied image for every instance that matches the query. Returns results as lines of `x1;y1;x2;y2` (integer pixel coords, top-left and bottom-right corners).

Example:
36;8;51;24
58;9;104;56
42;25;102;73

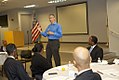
20;50;32;70
20;50;32;59
0;52;8;76
103;52;119;64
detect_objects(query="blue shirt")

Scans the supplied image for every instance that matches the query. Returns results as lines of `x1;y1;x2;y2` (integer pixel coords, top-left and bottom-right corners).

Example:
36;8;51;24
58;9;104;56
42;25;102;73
41;22;62;40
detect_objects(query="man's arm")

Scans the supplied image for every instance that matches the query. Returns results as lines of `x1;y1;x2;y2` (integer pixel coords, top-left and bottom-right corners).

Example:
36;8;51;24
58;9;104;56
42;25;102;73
38;26;49;37
98;48;103;61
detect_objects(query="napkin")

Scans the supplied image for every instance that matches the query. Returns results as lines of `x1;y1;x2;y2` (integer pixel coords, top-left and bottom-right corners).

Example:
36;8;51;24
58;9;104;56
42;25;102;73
113;59;119;64
47;76;67;80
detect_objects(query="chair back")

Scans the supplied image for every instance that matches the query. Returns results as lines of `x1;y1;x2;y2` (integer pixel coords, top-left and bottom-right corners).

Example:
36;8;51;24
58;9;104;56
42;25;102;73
20;50;32;59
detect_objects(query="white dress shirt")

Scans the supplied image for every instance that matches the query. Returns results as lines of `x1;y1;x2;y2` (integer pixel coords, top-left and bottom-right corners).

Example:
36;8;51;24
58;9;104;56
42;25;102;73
7;56;15;59
89;44;97;53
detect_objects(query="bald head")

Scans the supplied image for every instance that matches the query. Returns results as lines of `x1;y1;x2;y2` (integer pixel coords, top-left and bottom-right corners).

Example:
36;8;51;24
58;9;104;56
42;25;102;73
73;47;91;71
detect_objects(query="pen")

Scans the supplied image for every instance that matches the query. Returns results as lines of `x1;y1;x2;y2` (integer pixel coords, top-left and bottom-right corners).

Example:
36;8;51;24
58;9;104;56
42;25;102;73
110;73;116;76
97;70;103;75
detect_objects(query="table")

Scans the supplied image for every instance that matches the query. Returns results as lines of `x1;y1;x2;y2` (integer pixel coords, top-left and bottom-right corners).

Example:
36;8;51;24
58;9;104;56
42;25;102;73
0;52;8;76
43;62;119;80
43;64;78;80
90;63;119;80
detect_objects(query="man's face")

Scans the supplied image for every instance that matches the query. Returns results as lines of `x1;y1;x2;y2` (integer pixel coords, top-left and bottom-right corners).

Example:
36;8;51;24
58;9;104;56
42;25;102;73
3;40;7;46
13;49;18;59
49;15;55;24
88;36;93;45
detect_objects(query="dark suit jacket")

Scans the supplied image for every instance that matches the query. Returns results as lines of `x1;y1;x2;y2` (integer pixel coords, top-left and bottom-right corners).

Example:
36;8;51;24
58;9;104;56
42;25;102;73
74;69;102;80
0;46;5;52
87;45;103;62
31;52;52;77
3;57;30;80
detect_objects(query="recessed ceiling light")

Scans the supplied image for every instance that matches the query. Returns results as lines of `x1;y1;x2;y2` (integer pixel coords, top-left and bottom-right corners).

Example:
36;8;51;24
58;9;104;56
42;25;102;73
24;4;36;8
48;0;67;4
0;0;8;6
2;0;8;2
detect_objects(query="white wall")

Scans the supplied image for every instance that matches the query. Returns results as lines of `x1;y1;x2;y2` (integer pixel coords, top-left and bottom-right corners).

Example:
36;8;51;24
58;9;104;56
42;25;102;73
0;27;8;45
8;10;19;31
107;0;119;55
36;0;108;42
0;9;33;42
88;0;107;42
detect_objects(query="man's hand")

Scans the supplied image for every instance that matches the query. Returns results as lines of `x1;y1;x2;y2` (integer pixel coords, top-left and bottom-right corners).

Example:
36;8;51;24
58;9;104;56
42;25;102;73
37;26;42;32
47;31;54;35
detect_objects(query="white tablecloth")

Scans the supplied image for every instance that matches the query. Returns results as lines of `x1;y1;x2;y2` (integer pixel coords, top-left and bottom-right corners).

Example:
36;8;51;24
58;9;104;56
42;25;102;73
91;63;119;80
0;52;8;65
43;62;119;80
43;64;77;80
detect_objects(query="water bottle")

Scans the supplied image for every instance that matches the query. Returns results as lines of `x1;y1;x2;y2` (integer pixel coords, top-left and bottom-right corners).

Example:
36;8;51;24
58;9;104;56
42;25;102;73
68;61;75;78
68;61;72;67
98;58;101;63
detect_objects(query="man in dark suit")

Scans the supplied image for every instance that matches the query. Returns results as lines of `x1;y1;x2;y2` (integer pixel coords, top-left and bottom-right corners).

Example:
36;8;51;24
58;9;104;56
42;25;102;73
3;43;31;80
87;36;103;62
73;47;102;80
31;43;52;80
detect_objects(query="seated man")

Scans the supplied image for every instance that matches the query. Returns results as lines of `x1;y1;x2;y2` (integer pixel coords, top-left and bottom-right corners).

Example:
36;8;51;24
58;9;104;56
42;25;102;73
73;47;102;80
31;43;52;80
0;40;7;52
3;43;31;80
87;35;103;62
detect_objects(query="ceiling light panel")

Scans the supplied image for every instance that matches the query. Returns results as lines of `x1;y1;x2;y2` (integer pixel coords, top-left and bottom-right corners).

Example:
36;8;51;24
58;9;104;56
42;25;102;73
24;4;36;8
48;0;67;4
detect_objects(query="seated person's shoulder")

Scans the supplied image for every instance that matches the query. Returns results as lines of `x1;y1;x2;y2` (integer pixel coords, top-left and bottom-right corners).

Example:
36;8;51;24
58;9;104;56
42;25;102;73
97;45;103;50
100;47;103;51
15;59;24;66
93;72;102;80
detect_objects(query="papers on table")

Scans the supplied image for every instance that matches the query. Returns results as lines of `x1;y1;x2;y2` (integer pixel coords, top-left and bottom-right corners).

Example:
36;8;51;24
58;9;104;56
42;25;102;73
47;76;67;80
103;78;119;80
101;60;108;64
46;76;74;80
100;68;119;79
91;63;119;80
113;59;119;64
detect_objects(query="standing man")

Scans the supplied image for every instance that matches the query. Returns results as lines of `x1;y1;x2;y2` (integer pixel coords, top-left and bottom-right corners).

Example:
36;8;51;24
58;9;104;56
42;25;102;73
87;35;103;62
38;14;62;67
3;43;31;80
73;47;102;80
